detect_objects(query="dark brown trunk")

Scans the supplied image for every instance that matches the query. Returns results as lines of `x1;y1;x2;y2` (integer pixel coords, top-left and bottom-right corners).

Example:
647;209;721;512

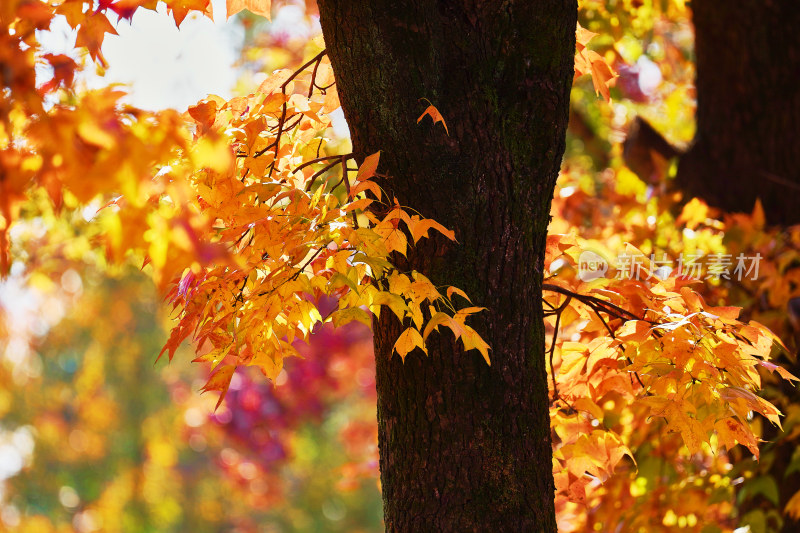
677;0;800;225
317;2;576;531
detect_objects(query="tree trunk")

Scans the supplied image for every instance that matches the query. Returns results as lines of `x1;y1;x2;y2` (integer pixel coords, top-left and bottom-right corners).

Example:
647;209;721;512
676;0;800;225
317;2;576;531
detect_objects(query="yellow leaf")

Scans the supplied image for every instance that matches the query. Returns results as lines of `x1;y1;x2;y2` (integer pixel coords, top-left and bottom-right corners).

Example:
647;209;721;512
394;327;427;361
77;119;116;149
677;198;709;230
461;325;490;365
665;403;705;454
330;307;372;328
573;398;604;420
408;275;441;304
191;137;233;173
249;351;284;381
370;291;408;322
454;306;486;324
422;312;453;341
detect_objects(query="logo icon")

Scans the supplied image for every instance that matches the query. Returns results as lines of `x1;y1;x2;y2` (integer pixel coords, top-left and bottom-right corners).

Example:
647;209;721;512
578;250;608;282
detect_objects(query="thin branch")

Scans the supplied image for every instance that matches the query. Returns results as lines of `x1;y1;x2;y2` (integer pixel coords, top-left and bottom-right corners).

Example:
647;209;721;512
294;153;353;175
542;283;648;391
548;296;571;401
543;283;642;322
304;159;345;192
266;51;328;180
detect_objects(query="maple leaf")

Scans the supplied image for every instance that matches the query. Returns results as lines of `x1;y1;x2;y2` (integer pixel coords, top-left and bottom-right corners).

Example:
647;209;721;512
408;217;456;243
356;152;381;181
226;0;271;19
394;327;427;361
677;198;710;230
417;103;449;135
446;286;471;303
75;12;118;67
573;22;618;102
201;364;236;411
461;326;491;365
786;490;800;520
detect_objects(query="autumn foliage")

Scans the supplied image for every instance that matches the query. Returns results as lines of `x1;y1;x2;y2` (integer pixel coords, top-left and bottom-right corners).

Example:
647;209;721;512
2;0;800;531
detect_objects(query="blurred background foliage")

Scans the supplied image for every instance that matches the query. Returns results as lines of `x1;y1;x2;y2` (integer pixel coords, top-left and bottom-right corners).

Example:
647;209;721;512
0;263;382;532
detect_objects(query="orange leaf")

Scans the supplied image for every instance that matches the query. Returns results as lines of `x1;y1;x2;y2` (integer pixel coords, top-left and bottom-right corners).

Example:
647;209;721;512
417;104;449;135
356;152;381;181
75;12;118;66
201;365;236;411
227;0;271;19
616;320;651;342
751;198;765;229
257;68;292;95
589;52;617;102
575;22;597;48
715;418;759;458
446;286;472;303
374;221;407;257
350;180;382;201
786;490;800;520
409;218;456;243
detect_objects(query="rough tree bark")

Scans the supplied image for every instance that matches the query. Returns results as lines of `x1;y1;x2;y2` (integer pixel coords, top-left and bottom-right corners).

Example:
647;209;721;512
317;2;576;531
676;0;800;225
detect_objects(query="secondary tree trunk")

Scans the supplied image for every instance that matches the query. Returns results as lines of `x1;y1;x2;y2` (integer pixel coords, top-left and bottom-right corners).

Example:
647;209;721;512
676;0;800;225
317;2;576;531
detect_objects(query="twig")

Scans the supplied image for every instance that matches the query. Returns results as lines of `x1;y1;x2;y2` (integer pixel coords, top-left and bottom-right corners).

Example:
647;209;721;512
542;283;648;391
548;296;571;401
304;159;346;192
294;153;353;175
266;51;328;180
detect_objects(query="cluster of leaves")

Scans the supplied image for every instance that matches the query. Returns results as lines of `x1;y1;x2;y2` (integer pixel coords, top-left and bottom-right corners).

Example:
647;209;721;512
2;0;487;408
544;228;795;507
545;2;800;530
574;22;618;102
159;56;487;406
